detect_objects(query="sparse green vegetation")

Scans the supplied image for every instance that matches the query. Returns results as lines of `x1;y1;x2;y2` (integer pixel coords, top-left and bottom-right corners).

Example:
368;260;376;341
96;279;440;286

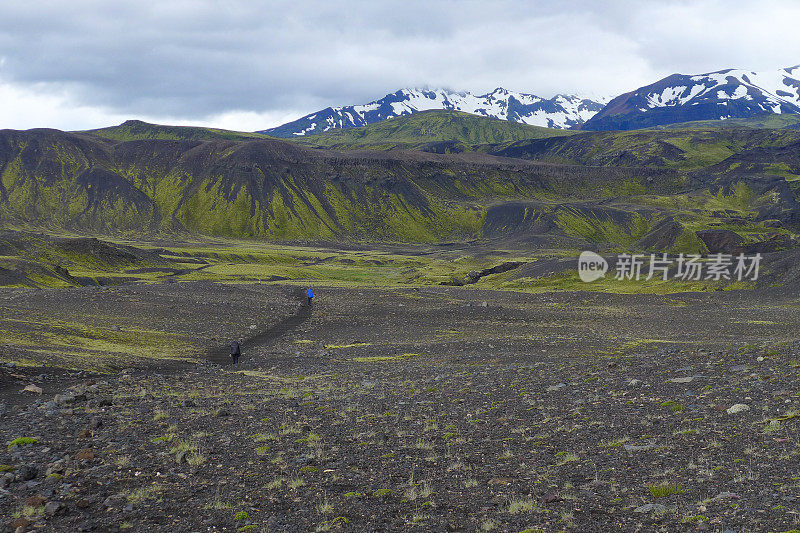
647;482;687;498
7;437;38;449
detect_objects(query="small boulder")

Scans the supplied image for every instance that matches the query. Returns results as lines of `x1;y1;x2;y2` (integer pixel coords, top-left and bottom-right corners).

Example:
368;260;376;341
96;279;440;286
75;448;95;461
726;404;750;415
103;494;126;509
44;501;62;516
97;397;113;407
10;518;31;531
24;494;45;507
15;465;38;482
633;503;667;514
22;384;42;395
54;393;76;406
624;443;656;452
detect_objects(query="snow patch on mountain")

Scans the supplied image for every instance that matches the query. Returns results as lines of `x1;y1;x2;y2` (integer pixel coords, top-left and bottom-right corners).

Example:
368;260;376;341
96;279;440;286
583;65;800;131
645;67;800;111
260;88;607;137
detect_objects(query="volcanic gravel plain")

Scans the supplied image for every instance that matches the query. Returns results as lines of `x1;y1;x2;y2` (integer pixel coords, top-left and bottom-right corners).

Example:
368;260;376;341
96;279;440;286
2;282;800;532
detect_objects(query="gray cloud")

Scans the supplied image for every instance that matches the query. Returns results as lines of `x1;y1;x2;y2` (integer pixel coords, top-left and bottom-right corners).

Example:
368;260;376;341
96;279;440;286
0;0;799;130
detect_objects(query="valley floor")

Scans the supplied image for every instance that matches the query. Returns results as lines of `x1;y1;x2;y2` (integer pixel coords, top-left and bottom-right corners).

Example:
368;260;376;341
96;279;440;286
2;283;800;532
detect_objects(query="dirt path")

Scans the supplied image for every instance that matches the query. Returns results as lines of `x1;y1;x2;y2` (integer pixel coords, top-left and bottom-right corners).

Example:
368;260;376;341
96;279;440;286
207;290;313;365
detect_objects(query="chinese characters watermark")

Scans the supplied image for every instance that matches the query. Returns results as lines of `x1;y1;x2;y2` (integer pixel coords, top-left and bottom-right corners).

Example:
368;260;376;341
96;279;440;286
578;252;761;283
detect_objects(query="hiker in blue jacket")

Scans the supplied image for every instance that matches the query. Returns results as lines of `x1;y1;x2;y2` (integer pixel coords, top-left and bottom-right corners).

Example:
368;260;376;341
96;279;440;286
307;288;314;306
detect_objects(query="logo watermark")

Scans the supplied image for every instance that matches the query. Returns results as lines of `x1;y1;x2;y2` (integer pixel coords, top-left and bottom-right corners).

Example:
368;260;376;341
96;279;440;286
578;252;762;283
578;251;609;282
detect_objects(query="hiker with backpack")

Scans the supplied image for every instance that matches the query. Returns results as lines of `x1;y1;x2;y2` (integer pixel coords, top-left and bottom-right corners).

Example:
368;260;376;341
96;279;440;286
307;288;314;306
230;340;241;364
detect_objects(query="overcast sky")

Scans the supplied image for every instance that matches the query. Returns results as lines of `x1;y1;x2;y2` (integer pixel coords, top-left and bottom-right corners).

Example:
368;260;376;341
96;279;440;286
1;0;799;131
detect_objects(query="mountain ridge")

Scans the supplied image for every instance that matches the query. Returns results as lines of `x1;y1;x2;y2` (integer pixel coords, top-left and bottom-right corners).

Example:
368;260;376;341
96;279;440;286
260;88;607;137
583;65;800;130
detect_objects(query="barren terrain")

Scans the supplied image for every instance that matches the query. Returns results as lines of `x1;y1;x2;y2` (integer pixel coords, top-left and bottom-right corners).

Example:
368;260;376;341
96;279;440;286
2;282;800;532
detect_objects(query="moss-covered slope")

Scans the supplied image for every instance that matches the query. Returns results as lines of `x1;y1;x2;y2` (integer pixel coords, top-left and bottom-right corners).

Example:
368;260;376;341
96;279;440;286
290;110;574;151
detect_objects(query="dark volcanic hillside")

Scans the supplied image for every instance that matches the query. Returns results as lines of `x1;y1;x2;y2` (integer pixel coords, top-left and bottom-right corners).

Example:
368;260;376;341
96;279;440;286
2;118;800;247
0;127;685;242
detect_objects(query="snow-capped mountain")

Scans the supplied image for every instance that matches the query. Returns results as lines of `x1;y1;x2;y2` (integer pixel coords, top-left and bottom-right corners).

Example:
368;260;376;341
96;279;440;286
260;88;608;137
583;66;800;131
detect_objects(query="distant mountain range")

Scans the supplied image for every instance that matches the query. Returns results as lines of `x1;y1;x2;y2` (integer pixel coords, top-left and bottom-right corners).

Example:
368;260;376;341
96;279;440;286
583;66;800;130
259;88;607;137
261;65;800;135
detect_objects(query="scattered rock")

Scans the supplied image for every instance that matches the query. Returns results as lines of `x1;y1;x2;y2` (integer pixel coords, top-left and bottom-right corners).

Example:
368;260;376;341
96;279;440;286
90;416;103;429
668;376;694;384
541;492;562;504
75;448;95;461
24;494;45;507
216;408;231;417
45;461;65;476
10;518;31;531
97;397;113;407
22;384;42;394
15;465;38;482
103;494;126;509
623;443;656;452
44;501;62;516
54;393;76;406
546;383;566;392
713;491;740;500
726;404;750;415
633;503;667;514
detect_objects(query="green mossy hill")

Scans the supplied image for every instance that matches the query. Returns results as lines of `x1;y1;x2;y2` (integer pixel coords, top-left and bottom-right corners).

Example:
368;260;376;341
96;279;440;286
0;128;685;242
291;110;574;151
492;127;800;171
2;122;799;245
83;120;273;142
655;114;800;131
0;231;171;287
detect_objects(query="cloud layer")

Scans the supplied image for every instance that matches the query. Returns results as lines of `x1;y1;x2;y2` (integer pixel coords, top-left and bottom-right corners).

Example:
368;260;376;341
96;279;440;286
1;0;799;130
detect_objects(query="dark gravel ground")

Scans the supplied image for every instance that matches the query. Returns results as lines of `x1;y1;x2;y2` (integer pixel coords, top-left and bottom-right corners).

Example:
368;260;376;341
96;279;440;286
2;283;800;532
